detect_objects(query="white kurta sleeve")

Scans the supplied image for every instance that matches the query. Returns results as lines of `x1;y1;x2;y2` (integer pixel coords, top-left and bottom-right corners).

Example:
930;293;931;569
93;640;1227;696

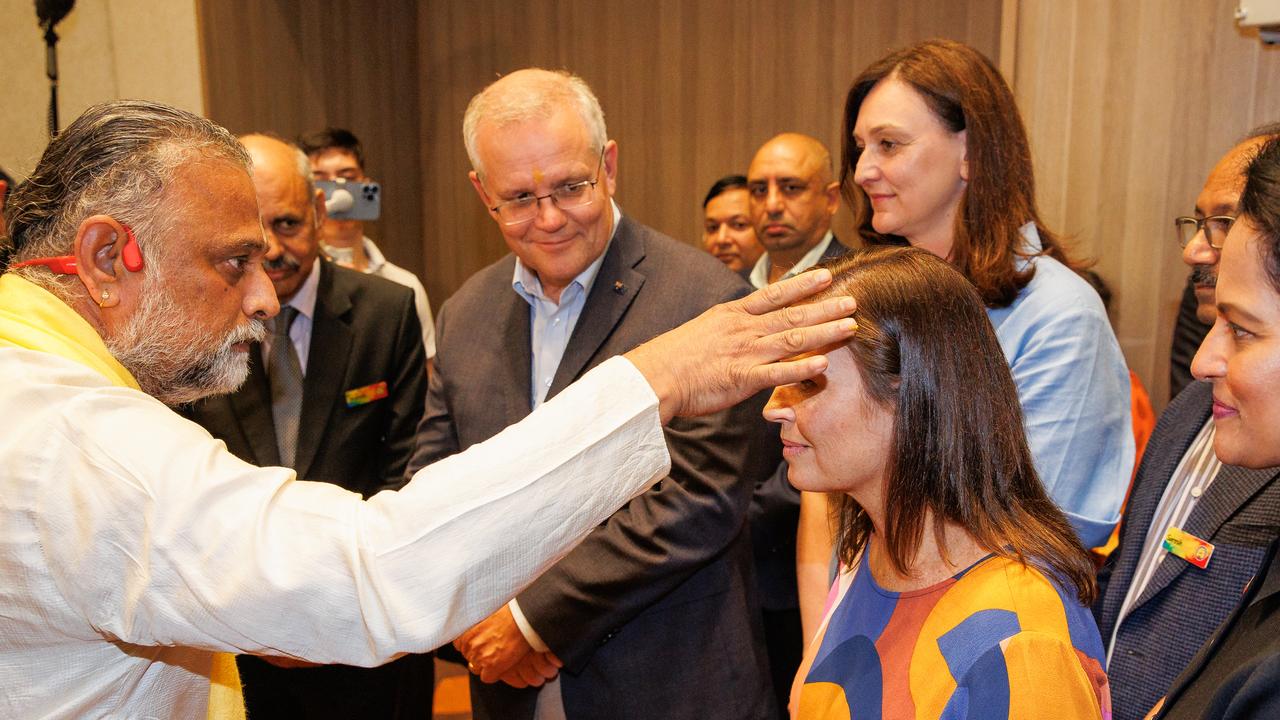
35;355;668;666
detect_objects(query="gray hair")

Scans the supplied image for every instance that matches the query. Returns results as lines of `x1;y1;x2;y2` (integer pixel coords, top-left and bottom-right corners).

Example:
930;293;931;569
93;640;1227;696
462;68;607;177
3;100;249;299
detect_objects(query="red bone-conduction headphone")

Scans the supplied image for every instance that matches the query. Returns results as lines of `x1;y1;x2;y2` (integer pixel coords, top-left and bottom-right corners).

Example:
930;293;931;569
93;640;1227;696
9;224;143;274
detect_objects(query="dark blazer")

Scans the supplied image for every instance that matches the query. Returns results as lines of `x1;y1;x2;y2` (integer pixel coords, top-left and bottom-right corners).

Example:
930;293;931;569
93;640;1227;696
1094;380;1280;720
182;260;430;719
1157;537;1280;720
408;217;776;720
1169;278;1212;401
749;234;852;611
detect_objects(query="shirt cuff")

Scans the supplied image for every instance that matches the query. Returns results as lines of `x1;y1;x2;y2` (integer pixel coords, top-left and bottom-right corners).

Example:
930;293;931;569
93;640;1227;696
508;599;550;653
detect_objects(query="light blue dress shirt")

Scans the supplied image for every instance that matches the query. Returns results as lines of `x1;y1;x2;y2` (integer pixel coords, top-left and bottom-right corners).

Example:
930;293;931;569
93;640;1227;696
511;203;620;410
508;202;621;720
987;224;1134;547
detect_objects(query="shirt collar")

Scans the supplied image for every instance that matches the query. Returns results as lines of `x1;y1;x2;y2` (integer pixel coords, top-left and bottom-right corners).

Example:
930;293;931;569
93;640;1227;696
284;257;322;320
749;230;834;289
512;200;623;306
361;236;387;274
1015;222;1042;272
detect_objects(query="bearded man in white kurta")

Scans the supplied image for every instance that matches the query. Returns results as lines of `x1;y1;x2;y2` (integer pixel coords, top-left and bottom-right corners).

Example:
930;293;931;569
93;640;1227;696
0;100;854;718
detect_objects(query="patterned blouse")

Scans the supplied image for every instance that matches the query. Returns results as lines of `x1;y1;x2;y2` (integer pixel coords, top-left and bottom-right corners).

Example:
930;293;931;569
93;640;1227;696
793;547;1111;719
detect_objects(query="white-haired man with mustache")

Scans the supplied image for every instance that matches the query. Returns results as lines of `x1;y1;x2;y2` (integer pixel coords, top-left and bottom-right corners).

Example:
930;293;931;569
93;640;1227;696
0;100;856;718
179;133;432;718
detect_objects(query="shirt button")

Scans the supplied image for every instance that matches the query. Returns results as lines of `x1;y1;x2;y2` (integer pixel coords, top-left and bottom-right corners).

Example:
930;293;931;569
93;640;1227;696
1191;486;1203;498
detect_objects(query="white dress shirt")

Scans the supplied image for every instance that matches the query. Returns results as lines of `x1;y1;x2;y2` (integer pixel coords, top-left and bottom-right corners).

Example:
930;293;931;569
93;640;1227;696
748;231;834;290
362;237;438;359
0;345;669;717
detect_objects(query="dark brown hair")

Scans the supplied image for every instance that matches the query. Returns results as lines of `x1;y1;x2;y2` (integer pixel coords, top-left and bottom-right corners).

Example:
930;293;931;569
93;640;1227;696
703;174;749;208
819;246;1096;603
1243;137;1280;294
840;39;1077;308
298;127;366;171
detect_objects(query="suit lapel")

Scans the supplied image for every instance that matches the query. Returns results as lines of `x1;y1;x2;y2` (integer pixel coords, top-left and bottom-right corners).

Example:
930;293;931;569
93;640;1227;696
547;218;645;399
294;263;352;479
1102;383;1213;624
497;275;535;426
1100;384;1208;625
819;234;849;263
1134;463;1280;607
229;343;281;466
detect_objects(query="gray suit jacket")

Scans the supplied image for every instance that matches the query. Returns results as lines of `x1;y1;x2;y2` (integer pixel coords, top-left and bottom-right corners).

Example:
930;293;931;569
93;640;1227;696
407;217;775;720
1095;380;1280;720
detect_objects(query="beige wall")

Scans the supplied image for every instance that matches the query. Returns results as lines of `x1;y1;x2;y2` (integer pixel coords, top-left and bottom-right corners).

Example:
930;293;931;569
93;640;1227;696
198;0;1003;315
1010;0;1280;409
197;0;427;289
0;0;204;180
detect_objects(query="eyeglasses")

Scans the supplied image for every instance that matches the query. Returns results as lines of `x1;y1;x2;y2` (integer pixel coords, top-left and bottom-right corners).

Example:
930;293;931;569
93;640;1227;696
1174;215;1235;250
488;149;605;226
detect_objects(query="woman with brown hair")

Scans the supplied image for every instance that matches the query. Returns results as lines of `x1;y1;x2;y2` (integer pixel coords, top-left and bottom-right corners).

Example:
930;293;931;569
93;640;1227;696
770;247;1110;719
796;37;1135;649
841;38;1132;549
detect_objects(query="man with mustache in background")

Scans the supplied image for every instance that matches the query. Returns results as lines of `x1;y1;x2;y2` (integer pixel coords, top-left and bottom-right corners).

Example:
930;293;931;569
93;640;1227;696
181;133;432;719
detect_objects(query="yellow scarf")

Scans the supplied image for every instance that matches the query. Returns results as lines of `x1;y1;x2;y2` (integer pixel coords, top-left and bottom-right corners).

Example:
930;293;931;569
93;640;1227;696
0;274;245;720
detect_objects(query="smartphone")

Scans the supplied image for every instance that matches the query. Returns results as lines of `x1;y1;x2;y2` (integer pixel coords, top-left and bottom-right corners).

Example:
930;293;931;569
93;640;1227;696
317;179;381;221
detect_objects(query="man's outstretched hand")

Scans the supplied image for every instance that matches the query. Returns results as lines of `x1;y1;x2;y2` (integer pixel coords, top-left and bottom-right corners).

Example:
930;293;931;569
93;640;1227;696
624;268;856;423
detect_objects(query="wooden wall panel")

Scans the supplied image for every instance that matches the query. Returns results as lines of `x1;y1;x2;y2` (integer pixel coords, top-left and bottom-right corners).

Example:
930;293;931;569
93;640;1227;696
417;0;1003;306
198;0;425;279
1012;0;1280;409
198;0;1002;318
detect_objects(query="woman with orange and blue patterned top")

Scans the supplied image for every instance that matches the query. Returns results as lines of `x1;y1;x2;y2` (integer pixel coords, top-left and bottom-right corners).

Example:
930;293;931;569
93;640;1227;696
765;247;1111;720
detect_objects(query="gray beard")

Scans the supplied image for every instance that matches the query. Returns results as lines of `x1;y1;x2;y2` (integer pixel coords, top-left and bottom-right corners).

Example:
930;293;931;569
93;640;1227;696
105;282;265;406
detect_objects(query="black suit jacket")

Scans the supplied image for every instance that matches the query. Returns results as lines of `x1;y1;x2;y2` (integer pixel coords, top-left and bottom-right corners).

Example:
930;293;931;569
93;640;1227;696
182;260;429;719
749;235;852;610
1169;278;1212;401
1094;381;1280;720
1158;537;1280;719
408;217;775;720
184;261;426;493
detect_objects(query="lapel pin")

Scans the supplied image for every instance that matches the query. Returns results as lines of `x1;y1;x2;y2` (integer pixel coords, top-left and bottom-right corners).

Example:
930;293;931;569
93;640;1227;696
613;281;625;294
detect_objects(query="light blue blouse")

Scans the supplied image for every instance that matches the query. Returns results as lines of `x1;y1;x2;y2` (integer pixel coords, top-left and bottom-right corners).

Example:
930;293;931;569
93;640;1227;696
986;224;1134;547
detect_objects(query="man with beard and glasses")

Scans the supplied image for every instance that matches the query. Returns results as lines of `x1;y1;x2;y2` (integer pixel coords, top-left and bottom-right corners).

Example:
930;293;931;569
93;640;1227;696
0;100;857;719
1094;123;1280;720
179;134;432;719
